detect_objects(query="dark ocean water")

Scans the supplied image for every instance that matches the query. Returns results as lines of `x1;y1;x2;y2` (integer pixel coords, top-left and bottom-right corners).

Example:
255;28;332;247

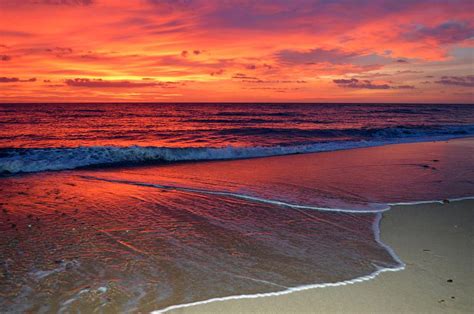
0;103;473;312
0;103;473;174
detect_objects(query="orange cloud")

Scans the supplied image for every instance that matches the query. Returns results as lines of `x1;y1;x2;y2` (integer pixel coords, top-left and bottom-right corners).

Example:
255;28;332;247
0;0;472;103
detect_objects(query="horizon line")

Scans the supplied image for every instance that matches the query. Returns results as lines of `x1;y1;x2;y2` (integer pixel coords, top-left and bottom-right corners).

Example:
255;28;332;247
0;102;473;105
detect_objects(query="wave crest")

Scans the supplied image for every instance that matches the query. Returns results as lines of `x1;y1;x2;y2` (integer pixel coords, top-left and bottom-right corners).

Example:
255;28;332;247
1;124;473;174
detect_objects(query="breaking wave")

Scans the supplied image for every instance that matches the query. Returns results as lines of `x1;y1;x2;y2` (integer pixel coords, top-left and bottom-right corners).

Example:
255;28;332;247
1;124;473;175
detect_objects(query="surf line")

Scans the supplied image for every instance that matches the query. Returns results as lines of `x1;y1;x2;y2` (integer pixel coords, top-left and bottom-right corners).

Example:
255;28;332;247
151;210;406;314
79;175;388;214
78;175;408;314
80;176;474;313
152;197;473;313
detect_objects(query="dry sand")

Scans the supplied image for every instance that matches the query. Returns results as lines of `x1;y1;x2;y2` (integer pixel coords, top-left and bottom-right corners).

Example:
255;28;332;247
170;200;474;314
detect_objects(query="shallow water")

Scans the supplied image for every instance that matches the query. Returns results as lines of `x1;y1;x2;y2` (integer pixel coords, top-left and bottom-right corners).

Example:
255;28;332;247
1;139;473;312
0;175;394;312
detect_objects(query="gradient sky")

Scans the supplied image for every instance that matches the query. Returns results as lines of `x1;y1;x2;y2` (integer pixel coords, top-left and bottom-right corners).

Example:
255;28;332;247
0;0;473;103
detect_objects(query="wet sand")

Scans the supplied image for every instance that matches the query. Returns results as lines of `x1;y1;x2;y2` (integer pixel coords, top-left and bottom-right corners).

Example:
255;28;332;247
170;199;474;314
1;139;473;313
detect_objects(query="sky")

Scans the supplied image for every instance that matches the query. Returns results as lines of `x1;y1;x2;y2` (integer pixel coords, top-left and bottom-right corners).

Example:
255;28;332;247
0;0;473;103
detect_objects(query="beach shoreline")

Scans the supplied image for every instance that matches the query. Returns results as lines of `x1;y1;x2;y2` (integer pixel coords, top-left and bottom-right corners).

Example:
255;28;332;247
2;138;473;313
167;199;474;314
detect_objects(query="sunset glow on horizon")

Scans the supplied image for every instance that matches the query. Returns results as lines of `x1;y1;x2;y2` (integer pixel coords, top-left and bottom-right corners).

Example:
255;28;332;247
1;0;473;103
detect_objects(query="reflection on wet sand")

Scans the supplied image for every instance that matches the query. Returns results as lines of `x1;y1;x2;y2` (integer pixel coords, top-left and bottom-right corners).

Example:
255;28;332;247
1;139;473;312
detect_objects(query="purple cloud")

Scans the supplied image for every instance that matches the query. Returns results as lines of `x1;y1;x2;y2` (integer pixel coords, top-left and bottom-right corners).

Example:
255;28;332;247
333;78;358;84
435;75;474;87
276;47;395;67
406;21;474;44
0;77;19;83
277;48;357;65
65;78;162;88
333;78;390;89
0;77;36;83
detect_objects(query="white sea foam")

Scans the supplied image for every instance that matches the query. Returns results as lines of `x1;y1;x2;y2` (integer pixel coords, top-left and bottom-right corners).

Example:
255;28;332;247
82;176;474;214
151;197;474;314
80;174;471;313
81;175;388;213
152;211;406;314
1;133;473;174
29;260;80;281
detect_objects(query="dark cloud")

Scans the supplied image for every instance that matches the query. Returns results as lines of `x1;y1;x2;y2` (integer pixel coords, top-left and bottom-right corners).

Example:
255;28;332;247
405;21;474;44
46;47;73;54
245;64;257;70
179;50;201;57
435;75;474;87
333;78;358;84
356;72;393;79
396;59;409;63
333;78;390;89
210;69;224;76
232;73;259;80
0;77;36;83
0;55;12;61
397;70;423;74
0;77;19;83
65;78;164;88
334;77;417;90
395;85;416;89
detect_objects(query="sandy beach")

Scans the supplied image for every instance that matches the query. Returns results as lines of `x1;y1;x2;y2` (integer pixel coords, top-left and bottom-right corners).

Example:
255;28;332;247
171;199;474;314
2;139;473;313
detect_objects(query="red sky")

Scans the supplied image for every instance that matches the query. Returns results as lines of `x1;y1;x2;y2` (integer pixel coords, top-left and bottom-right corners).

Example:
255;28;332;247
0;0;473;103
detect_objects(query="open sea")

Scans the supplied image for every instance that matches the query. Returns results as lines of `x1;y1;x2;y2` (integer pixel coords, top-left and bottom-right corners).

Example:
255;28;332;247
1;103;473;312
1;103;474;174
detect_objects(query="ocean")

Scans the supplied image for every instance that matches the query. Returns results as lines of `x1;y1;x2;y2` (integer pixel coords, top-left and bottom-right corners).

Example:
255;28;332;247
0;103;473;312
1;103;473;174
